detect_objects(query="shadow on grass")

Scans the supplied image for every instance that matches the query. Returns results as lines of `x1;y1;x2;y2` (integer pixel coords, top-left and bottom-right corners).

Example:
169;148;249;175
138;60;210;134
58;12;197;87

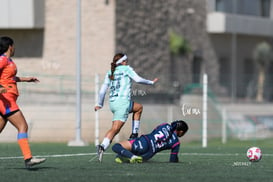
9;166;56;171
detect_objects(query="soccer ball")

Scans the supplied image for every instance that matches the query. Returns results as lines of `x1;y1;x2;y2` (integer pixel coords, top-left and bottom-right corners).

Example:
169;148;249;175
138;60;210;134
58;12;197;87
246;147;262;162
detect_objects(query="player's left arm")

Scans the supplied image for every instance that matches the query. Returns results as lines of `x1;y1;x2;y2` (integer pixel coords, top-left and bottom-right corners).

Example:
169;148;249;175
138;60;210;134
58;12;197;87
169;142;180;162
127;66;158;85
15;76;39;83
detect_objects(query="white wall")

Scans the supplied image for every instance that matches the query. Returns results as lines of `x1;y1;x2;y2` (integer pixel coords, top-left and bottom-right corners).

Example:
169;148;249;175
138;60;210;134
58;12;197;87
0;0;44;28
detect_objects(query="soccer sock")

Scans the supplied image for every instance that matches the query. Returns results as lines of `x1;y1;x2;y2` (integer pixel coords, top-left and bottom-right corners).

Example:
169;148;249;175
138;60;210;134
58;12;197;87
101;137;111;150
17;133;32;160
112;143;134;159
132;120;140;134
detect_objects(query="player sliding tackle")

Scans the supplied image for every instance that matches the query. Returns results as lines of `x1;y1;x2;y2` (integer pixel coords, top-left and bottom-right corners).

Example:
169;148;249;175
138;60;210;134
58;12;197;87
112;120;188;163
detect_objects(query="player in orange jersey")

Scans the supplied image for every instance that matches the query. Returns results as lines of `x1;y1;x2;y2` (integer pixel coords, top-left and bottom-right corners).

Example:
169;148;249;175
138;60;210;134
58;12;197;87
0;36;46;169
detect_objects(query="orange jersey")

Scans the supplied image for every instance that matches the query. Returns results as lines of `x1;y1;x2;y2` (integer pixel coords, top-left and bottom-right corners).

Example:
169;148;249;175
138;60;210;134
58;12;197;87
0;55;19;95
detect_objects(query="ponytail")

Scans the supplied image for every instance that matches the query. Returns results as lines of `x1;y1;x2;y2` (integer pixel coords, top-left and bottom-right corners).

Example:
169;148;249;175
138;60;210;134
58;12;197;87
109;62;117;80
109;53;125;80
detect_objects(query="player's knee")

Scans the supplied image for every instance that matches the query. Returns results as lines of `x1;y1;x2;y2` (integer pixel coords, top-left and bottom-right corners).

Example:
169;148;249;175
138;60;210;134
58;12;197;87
18;124;28;133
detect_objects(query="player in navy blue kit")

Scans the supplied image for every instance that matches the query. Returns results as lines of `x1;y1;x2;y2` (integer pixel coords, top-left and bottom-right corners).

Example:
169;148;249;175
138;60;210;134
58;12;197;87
112;120;188;163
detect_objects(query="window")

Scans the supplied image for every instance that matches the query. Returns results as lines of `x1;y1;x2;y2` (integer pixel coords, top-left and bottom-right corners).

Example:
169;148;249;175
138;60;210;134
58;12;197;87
219;57;231;88
0;0;44;28
261;0;270;17
215;0;271;17
215;0;233;13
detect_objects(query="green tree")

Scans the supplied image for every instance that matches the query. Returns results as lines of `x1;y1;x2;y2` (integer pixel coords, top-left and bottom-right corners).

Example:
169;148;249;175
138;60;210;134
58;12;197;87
253;41;273;102
169;31;191;55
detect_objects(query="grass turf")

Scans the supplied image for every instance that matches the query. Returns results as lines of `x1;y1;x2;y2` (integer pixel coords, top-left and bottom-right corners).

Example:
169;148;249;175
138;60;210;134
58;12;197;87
0;139;272;182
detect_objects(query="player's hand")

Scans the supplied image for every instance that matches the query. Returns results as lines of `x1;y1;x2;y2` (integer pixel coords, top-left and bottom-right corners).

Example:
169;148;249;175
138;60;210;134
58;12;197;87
18;77;40;83
0;87;7;94
27;77;40;83
94;106;102;111
153;78;159;84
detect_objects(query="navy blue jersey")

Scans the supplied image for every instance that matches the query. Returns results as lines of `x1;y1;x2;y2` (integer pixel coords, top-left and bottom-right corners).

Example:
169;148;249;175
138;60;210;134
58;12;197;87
131;123;180;162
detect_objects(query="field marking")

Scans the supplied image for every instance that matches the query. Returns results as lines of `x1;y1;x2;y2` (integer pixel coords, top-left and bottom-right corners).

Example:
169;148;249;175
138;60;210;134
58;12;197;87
161;153;273;156
0;153;110;160
1;152;273;160
0;153;98;160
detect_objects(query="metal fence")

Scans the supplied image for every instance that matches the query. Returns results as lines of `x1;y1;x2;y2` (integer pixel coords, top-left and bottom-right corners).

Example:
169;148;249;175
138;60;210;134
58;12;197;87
1;72;271;145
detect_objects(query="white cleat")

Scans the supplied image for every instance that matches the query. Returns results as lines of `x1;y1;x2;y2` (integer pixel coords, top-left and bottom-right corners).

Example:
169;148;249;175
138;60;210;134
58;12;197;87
129;155;143;163
25;157;46;169
96;145;104;162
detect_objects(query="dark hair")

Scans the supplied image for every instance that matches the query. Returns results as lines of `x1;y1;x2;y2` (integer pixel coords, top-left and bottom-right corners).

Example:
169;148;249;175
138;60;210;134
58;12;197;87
171;120;189;133
109;53;125;80
0;36;14;55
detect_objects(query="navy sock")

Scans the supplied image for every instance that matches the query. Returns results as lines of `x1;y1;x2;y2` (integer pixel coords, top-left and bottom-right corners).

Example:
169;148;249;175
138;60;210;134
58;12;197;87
112;143;134;158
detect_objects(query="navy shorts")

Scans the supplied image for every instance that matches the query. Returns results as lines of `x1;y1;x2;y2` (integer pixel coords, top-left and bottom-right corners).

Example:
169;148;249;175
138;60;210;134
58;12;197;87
131;136;150;156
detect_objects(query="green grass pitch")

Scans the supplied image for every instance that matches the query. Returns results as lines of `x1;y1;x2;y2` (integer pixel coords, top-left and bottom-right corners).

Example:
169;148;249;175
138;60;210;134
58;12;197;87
0;139;272;182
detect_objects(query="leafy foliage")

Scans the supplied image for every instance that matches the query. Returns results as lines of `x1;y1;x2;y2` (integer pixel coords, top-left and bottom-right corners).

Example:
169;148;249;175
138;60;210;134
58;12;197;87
169;30;191;55
253;41;273;67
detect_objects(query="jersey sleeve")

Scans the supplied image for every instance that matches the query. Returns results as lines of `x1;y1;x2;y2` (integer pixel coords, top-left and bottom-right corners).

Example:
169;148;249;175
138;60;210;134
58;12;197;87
126;66;154;85
97;73;110;107
169;140;180;162
0;56;8;70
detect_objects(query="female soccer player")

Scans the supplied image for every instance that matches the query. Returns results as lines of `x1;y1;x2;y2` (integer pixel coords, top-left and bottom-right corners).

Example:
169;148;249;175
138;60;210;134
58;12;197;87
0;36;46;168
94;53;158;162
112;120;188;163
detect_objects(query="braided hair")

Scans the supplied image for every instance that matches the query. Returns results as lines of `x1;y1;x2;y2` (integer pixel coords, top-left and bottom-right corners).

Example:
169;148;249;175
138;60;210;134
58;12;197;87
0;36;14;55
109;53;125;80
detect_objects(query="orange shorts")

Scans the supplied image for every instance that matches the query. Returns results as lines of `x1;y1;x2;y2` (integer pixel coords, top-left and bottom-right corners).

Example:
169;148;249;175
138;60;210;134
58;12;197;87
0;92;19;117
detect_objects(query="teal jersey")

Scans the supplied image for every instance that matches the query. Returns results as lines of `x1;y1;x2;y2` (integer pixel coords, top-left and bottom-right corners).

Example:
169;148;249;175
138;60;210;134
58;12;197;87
97;65;154;107
108;65;133;101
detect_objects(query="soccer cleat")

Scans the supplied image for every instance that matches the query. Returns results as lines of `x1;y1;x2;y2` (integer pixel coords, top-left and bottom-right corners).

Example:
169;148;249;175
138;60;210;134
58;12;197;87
115;157;123;163
25;157;46;169
115;156;130;163
96;145;104;162
129;133;138;140
129;155;143;163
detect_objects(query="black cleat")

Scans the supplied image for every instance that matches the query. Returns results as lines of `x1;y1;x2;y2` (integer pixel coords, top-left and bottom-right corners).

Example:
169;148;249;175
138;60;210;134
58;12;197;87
129;133;138;140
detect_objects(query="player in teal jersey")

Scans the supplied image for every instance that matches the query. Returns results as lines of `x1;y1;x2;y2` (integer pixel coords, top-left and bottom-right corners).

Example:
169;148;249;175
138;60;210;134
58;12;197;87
94;53;158;162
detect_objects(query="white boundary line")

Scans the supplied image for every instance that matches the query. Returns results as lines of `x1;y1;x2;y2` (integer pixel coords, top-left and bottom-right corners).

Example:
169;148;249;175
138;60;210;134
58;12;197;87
158;153;273;156
0;153;107;160
1;152;273;160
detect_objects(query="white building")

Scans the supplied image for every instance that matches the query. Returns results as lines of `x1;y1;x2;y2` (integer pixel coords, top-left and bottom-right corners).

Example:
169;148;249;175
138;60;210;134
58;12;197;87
0;0;272;142
207;0;273;99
